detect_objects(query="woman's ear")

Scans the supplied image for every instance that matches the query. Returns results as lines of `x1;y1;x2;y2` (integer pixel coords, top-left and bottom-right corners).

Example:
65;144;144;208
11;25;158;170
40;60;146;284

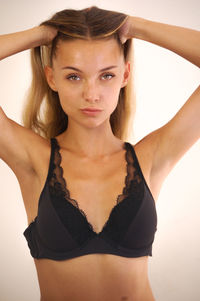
44;66;58;91
121;61;131;88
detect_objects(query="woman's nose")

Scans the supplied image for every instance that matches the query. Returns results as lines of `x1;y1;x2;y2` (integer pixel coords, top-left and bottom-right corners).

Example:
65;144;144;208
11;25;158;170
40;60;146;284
82;81;100;102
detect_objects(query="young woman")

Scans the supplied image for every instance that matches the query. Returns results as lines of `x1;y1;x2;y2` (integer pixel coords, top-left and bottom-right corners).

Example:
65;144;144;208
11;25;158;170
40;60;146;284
0;6;199;301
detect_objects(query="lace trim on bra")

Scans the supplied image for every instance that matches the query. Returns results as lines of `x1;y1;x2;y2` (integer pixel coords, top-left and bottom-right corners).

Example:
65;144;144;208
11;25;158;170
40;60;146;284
49;138;142;235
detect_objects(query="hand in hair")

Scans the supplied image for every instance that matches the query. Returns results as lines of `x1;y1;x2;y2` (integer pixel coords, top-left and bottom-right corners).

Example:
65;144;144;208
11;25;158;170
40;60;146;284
39;25;58;46
119;16;148;43
118;16;134;44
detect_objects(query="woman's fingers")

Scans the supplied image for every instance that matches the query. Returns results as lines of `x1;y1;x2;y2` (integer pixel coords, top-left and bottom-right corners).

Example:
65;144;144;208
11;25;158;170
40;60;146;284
118;16;133;44
40;25;58;46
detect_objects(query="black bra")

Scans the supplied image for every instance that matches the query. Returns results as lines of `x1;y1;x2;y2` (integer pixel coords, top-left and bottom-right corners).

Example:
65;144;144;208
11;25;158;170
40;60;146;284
23;138;157;260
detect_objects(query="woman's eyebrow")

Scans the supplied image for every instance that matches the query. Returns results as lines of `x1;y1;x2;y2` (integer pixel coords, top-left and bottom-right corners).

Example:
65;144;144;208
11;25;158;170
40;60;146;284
61;65;118;72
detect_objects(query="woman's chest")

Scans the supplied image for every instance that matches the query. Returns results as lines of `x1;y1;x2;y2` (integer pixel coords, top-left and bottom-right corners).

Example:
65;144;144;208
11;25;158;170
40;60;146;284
56;151;128;234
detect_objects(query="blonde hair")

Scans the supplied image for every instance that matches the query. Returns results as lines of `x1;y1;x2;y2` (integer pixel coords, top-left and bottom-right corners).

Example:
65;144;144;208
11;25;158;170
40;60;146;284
22;6;135;141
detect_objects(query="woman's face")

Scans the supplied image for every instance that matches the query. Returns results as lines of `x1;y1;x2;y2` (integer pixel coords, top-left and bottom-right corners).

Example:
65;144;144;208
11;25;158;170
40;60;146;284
45;38;130;129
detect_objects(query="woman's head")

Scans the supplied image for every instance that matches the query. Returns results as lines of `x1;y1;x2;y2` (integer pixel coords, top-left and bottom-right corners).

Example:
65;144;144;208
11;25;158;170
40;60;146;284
44;36;130;131
22;6;134;140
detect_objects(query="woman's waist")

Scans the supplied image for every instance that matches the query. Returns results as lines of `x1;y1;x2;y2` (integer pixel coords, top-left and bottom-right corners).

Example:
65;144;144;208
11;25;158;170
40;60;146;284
35;254;153;300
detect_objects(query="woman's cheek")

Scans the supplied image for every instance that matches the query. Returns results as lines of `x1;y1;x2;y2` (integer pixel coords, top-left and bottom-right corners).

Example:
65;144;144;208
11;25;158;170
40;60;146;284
58;86;76;103
108;86;121;105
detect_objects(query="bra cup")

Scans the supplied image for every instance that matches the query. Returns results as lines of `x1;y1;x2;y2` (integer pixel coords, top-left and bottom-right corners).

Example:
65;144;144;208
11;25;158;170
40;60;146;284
121;186;157;249
23;138;158;260
38;185;79;251
101;188;144;244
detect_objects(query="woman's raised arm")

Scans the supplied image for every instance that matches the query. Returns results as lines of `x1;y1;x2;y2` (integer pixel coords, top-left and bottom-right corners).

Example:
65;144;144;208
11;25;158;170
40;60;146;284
0;25;57;60
0;25;57;179
119;17;200;199
119;16;200;67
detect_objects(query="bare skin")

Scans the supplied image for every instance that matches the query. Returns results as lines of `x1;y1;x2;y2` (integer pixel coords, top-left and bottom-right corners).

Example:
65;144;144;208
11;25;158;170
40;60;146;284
0;12;199;301
17;132;157;301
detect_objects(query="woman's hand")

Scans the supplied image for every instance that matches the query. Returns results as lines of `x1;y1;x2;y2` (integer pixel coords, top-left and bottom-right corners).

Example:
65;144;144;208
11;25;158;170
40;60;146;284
39;25;58;46
119;16;135;44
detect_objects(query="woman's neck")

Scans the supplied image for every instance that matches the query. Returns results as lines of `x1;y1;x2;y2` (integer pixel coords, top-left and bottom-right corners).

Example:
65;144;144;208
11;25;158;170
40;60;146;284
56;120;123;159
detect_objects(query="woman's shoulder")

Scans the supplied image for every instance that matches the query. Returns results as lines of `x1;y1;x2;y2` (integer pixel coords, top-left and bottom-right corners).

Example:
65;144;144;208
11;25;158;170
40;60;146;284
0;111;51;182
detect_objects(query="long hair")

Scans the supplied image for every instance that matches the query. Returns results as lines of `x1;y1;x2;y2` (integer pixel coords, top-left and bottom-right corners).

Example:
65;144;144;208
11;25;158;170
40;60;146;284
21;6;135;141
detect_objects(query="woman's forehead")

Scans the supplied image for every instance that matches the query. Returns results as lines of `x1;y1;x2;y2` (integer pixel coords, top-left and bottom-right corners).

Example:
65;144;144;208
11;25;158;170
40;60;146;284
53;38;124;67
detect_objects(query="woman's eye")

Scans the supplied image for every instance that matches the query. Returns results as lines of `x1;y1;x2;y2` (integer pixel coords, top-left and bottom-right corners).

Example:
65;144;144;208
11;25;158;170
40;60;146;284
67;74;80;81
66;73;115;81
102;73;115;80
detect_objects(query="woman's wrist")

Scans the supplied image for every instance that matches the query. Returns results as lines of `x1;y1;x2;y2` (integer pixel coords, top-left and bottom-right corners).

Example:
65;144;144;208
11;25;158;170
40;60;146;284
129;16;149;41
25;26;46;48
36;25;58;46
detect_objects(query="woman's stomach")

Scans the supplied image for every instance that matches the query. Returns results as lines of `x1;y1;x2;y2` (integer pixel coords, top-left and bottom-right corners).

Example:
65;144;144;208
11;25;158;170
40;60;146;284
34;254;155;301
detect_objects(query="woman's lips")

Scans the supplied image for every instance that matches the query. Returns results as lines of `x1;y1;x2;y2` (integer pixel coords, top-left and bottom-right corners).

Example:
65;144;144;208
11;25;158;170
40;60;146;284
81;108;102;112
81;108;102;116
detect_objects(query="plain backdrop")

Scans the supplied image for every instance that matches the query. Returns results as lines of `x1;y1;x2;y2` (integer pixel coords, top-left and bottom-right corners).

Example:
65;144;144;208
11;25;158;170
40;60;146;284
0;0;199;300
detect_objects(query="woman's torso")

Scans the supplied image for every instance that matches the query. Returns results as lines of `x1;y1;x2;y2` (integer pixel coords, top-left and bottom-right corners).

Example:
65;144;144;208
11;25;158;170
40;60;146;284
18;134;157;301
34;256;154;301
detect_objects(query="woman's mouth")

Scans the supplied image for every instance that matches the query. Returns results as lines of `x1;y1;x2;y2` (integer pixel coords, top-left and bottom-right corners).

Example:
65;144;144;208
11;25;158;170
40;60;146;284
80;108;102;116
